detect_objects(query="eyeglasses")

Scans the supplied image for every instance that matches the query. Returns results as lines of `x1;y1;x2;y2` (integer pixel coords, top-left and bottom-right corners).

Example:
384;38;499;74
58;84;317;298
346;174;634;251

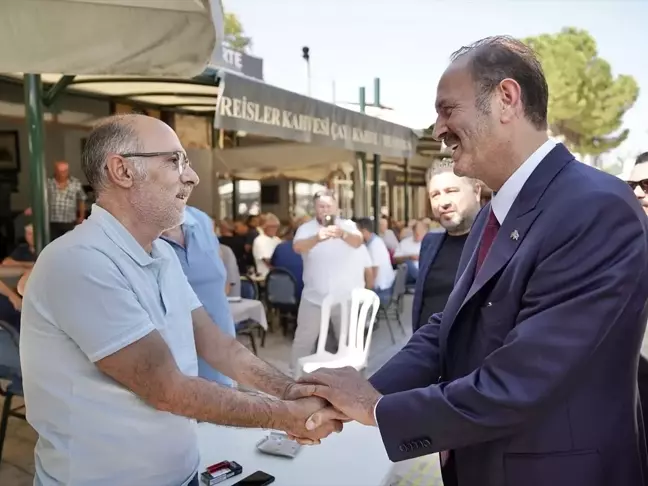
119;151;191;174
627;179;648;193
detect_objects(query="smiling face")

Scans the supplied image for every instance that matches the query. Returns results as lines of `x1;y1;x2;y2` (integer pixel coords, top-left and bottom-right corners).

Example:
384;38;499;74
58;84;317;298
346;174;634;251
433;59;501;184
428;170;481;235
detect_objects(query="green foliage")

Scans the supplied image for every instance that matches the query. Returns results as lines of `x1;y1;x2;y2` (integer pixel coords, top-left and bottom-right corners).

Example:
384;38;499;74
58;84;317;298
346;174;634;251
524;27;639;155
225;12;252;52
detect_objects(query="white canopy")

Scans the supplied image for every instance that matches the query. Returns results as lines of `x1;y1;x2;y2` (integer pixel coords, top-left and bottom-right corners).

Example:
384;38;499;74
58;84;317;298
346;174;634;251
0;0;222;76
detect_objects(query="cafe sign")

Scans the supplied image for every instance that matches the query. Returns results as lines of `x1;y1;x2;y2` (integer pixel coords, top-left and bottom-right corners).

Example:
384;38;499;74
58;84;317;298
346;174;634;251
214;72;418;158
209;45;264;80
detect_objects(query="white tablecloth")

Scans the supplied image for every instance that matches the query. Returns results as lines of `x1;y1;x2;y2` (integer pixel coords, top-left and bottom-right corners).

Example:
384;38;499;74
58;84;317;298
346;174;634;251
197;421;393;486
230;299;268;330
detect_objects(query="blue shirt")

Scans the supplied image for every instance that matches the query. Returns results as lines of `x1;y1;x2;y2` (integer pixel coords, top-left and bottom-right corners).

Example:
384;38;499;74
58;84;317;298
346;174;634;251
162;206;236;386
270;240;304;299
21;204;201;486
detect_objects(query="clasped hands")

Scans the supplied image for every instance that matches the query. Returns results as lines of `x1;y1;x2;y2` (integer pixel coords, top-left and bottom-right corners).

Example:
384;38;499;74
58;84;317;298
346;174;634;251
281;367;382;445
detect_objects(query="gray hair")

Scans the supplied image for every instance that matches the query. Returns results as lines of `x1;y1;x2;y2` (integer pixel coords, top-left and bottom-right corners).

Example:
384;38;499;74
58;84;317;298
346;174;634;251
82;114;144;194
450;35;548;130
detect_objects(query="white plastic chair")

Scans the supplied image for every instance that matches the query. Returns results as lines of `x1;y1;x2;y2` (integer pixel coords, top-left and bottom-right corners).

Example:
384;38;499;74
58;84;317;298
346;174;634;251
297;288;381;376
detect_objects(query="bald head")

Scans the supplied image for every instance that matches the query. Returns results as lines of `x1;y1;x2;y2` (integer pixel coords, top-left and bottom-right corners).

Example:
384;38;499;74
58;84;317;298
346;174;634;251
82;114;181;194
53;160;69;181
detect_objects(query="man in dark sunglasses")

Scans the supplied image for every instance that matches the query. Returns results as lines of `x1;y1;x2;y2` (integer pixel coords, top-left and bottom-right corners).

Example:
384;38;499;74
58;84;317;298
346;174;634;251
628;152;648;215
630;152;648;442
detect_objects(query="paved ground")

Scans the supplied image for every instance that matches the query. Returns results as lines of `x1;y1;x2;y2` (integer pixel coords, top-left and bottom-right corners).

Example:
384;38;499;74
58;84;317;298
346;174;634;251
0;295;442;485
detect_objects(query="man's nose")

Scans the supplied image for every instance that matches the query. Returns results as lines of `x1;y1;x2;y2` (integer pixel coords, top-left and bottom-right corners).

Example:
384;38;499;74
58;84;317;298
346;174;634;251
432;118;447;142
182;165;200;186
634;186;645;198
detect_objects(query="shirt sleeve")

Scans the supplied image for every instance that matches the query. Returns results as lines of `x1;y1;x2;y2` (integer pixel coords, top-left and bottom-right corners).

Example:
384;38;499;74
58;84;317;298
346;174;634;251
222;246;240;285
394;241;405;257
9;244;35;262
294;221;314;241
367;242;380;267
39;245;155;363
252;236;263;261
186;280;203;311
360;246;373;268
340;218;361;235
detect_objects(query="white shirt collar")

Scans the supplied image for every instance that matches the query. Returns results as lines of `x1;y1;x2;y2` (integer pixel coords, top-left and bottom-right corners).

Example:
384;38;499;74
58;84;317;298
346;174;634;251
491;139;557;224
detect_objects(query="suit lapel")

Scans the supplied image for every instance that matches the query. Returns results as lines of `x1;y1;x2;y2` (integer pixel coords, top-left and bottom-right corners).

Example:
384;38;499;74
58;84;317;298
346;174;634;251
413;233;445;326
463;208;541;305
438;143;575;373
419;233;445;283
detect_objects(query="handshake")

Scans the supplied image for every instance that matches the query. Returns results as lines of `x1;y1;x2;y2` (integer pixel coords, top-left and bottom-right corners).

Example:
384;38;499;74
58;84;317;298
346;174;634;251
276;367;383;445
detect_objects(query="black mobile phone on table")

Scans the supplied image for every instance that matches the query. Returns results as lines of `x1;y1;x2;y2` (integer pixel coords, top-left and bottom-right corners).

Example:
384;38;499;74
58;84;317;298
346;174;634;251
232;470;275;486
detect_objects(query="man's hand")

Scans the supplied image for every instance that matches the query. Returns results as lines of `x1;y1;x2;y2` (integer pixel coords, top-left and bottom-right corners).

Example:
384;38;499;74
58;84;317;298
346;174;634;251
283;382;316;401
279;396;346;444
327;226;343;238
298;367;382;427
317;227;333;241
8;293;22;311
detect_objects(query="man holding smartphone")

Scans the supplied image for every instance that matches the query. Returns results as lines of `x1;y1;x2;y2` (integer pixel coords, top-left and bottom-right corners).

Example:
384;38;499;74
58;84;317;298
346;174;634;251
291;190;364;376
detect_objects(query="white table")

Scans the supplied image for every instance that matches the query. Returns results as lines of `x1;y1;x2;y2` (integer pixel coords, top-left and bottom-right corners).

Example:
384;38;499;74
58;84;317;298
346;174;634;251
197;421;393;486
230;298;268;331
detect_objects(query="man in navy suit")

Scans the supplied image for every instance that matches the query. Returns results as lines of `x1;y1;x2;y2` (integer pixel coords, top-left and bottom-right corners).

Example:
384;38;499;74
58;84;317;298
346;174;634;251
295;36;648;486
411;166;482;332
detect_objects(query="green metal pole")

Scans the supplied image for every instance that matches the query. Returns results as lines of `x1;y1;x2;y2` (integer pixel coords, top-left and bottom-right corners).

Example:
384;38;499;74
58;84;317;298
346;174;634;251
359;86;367;216
24;74;50;253
232;177;239;219
373;154;381;232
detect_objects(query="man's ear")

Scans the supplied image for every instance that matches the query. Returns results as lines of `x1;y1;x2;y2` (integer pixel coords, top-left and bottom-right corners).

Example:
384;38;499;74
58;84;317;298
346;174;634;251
474;181;483;201
106;155;135;189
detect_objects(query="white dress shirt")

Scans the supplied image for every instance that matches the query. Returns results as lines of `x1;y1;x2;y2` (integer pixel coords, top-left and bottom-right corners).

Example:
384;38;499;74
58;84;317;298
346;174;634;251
490;139;557;224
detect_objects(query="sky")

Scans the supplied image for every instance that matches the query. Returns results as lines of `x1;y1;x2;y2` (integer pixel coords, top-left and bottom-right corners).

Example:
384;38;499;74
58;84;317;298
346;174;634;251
224;0;648;166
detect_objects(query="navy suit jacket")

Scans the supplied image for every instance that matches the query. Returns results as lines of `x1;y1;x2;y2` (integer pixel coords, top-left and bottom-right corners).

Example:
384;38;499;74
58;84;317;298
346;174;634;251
411;231;447;332
370;144;648;486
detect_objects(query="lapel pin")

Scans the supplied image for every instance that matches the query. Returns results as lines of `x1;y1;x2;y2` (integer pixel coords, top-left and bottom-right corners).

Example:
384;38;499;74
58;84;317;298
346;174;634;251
510;230;520;241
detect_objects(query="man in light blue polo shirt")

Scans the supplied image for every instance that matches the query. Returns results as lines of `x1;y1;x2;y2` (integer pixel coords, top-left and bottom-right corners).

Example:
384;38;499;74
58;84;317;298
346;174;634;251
162;206;236;386
19;114;344;486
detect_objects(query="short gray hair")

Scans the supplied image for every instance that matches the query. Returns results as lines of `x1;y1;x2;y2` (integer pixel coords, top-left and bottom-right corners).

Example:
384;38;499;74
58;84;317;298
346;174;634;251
82;115;143;193
426;160;477;187
450;35;548;130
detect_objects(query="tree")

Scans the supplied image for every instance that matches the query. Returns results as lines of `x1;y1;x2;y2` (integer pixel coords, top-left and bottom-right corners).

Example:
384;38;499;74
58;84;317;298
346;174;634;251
224;12;252;52
523;28;639;156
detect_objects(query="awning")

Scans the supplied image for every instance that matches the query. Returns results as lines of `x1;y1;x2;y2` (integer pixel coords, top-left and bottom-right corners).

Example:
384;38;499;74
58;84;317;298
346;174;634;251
0;0;222;76
0;73;221;118
213;142;354;182
214;72;419;159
